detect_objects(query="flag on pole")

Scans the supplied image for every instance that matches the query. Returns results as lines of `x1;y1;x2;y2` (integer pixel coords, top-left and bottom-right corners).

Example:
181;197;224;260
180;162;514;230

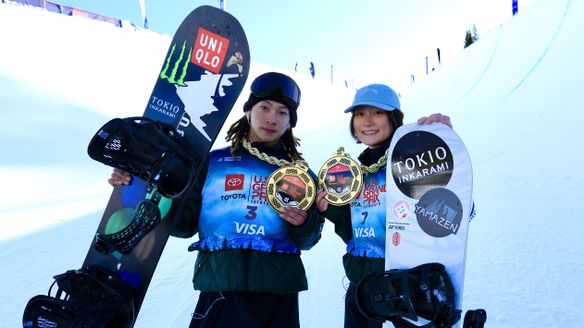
512;0;518;15
219;0;227;11
330;65;333;84
138;0;148;28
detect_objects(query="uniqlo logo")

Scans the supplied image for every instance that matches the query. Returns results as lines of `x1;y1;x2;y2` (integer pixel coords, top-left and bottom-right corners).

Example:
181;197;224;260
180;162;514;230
225;174;244;191
191;27;230;74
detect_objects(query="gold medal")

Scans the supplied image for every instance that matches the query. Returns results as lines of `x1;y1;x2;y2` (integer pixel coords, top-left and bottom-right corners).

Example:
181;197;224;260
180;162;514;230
266;162;316;213
318;147;363;205
242;139;316;213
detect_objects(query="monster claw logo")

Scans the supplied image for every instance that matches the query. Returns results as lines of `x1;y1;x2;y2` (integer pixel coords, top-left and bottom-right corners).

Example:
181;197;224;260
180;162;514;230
152;27;238;141
160;27;231;86
160;41;191;86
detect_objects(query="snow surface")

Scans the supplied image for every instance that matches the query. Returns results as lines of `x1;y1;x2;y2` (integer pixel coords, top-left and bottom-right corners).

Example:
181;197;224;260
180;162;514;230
1;0;583;327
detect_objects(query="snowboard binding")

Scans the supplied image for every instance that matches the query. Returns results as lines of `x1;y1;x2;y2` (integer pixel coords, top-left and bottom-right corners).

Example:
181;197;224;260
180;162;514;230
87;116;195;199
88;117;199;255
355;263;461;328
23;266;136;328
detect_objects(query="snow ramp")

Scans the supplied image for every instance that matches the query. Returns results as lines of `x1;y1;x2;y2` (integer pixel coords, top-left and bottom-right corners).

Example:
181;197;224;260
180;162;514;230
402;0;576;114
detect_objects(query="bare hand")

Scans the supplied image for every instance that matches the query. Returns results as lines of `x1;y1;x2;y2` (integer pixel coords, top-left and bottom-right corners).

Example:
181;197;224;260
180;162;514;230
108;168;131;187
280;206;308;226
417;113;452;128
315;189;329;212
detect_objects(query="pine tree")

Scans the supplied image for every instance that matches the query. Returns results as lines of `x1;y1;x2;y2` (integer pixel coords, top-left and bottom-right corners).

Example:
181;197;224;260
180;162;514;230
464;24;480;48
471;24;479;43
464;30;474;48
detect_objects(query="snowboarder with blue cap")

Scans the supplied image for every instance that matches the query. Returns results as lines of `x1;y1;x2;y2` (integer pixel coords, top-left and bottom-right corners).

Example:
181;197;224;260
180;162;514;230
315;83;452;328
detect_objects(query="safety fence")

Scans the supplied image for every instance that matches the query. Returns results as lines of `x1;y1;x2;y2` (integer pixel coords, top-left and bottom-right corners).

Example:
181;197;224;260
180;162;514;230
1;0;139;29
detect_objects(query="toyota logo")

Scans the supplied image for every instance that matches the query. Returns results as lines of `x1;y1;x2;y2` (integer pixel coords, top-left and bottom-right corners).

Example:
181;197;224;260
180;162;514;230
225;174;245;191
227;177;242;186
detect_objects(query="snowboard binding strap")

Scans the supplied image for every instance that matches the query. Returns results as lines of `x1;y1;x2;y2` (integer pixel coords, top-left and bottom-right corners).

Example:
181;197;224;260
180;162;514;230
87;116;196;199
355;263;461;328
22;266;136;328
94;188;163;255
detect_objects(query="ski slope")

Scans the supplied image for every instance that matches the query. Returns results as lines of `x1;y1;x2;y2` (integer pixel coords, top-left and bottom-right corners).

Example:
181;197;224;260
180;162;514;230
1;0;583;326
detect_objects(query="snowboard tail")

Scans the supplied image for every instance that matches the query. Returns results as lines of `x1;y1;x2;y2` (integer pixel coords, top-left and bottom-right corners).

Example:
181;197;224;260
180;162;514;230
23;6;250;328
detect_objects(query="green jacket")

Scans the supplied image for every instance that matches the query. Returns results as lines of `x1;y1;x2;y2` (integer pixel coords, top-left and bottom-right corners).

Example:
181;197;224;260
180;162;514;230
324;140;391;286
324;203;384;286
171;142;324;294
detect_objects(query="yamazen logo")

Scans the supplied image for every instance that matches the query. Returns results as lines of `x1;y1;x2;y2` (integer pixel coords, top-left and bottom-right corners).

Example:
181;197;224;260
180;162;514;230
414;188;462;238
160;41;191;86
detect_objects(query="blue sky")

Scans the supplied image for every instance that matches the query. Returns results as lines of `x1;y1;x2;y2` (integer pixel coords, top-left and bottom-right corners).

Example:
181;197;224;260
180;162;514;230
53;0;535;91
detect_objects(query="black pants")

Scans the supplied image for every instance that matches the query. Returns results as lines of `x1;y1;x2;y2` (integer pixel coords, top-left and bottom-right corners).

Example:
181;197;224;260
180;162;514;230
345;283;383;328
189;291;299;328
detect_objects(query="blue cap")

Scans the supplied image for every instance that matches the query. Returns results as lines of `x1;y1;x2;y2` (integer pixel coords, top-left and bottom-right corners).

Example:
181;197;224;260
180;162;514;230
344;84;401;113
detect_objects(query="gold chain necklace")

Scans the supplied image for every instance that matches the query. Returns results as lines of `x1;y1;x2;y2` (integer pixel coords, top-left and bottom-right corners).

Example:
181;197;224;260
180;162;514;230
242;139;308;168
242;139;315;213
360;149;389;174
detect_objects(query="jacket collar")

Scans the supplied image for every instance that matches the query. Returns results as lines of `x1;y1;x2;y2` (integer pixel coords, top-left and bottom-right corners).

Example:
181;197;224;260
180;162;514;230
358;138;391;166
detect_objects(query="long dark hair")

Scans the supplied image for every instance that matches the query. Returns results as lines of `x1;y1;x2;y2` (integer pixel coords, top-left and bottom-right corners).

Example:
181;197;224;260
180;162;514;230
225;115;304;161
349;109;404;144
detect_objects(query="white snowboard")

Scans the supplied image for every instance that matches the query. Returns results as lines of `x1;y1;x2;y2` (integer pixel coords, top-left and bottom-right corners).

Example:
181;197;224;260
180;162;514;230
384;123;473;328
